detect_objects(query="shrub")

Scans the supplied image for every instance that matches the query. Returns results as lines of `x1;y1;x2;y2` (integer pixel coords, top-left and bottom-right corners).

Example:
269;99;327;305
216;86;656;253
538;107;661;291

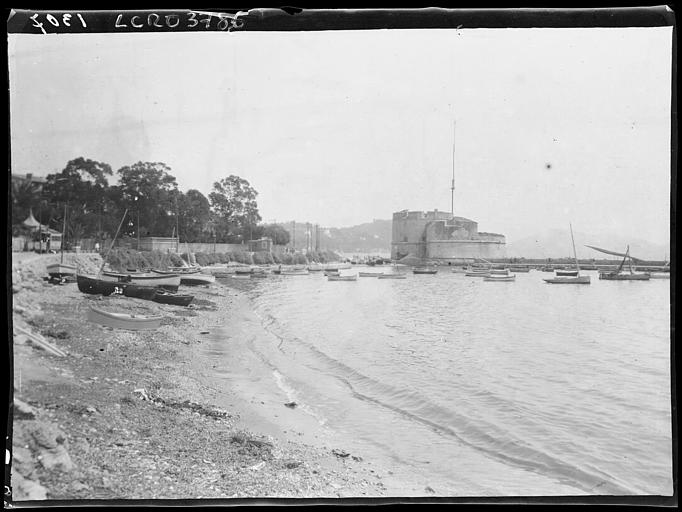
252;252;274;265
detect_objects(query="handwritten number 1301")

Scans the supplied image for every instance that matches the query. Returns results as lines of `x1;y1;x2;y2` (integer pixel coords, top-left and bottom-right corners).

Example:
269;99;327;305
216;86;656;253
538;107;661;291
30;13;87;34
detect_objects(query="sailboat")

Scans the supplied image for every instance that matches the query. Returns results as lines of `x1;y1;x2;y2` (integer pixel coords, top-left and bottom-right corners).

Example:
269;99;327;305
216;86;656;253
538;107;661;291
543;225;591;284
586;245;650;280
46;205;76;280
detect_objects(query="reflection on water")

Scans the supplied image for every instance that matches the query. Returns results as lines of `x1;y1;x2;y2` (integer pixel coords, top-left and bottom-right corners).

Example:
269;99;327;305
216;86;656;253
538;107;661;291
213;268;672;495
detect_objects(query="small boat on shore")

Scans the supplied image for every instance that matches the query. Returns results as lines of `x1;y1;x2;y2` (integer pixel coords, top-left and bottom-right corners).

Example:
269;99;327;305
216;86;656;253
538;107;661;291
509;266;530;273
77;274;119;296
47;262;77;279
100;271;181;291
307;264;324;272
328;274;358;281
47;206;76;280
152;289;194;306
359;272;383;277
122;283;159;300
87;305;163;330
324;270;340;277
377;273;407;279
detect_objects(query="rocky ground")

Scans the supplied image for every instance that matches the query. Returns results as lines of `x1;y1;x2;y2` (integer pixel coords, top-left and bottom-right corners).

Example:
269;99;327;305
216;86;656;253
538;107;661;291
9;253;397;503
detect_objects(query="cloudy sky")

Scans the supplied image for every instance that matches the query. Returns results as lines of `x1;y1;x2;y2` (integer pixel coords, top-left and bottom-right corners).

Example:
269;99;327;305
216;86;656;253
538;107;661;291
9;26;672;244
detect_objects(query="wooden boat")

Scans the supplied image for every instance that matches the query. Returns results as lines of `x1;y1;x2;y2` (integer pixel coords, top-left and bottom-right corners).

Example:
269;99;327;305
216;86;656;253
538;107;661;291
47;262;77;279
509;266;530;272
122;283;159;300
100;271;181;291
544;225;591;284
587;244;650;281
152;289;194;306
359;272;383;277
47;206;77;279
234;268;254;275
165;266;202;274
540;266;554;272
413;267;438;274
281;269;310;276
307;264;324;272
649;272;670;279
324;270;340;277
484;274;516;282
77;274;119;296
328;274;358;281
87;305;163;330
377;273;407;279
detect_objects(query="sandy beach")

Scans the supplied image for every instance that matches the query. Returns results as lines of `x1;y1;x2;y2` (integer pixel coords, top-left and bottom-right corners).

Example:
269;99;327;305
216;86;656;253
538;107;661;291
10;253;431;502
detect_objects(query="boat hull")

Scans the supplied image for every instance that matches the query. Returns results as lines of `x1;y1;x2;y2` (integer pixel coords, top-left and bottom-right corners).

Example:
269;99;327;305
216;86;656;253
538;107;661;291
543;276;591;284
101;271;181;291
87;305;163;330
46;263;77;277
484;275;516;281
122;283;159;300
599;273;650;280
179;274;216;285
152;290;194;306
377;274;406;279
77;274;119;296
328;275;358;281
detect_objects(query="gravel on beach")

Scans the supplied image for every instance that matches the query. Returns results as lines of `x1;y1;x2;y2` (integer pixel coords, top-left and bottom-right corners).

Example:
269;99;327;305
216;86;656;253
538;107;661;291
9;254;398;502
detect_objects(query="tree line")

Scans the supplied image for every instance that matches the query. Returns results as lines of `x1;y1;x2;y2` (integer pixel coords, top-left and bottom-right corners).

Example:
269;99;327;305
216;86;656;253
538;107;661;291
11;157;291;246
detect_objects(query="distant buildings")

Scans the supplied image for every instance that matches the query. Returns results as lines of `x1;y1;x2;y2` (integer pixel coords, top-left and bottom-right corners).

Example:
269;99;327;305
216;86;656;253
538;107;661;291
11;172;47;191
391;209;506;263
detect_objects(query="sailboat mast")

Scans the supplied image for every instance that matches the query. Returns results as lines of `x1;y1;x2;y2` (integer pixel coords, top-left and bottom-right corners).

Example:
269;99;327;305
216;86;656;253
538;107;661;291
61;204;67;264
450;120;456;216
569;223;580;272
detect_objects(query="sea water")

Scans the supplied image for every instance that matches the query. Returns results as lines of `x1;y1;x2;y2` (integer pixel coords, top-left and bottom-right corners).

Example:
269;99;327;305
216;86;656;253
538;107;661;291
208;268;672;496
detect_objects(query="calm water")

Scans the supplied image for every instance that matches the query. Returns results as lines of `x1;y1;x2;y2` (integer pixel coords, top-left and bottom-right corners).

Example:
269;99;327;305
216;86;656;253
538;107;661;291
209;268;672;495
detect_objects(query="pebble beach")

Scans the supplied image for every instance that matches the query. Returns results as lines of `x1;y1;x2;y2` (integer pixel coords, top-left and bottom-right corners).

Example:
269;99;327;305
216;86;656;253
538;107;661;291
10;253;419;502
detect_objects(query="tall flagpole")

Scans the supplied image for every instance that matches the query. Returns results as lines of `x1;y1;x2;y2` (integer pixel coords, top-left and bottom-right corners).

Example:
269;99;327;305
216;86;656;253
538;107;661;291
451;120;456;216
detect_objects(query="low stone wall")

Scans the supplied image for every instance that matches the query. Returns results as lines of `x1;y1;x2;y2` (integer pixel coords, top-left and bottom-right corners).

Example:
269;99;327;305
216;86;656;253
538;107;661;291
425;239;507;261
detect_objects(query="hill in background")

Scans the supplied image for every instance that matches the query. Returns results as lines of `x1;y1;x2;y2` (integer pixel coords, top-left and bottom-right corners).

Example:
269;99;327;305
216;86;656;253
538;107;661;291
284;220;669;261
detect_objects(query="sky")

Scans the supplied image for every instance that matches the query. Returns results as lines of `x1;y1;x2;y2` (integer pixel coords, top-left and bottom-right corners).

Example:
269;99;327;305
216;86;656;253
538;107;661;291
9;26;672;245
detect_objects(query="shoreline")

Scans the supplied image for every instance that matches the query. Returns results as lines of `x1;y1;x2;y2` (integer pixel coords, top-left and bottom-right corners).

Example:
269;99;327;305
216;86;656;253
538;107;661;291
10;253;425;501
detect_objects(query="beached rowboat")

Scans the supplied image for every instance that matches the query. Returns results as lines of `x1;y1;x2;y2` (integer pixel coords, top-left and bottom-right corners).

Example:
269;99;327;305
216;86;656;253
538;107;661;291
377;274;407;279
122;283;159;300
47;263;77;278
100;271;181;291
87;305;163;330
413;268;438;274
77;274;119;296
359;272;383;277
152;289;194;306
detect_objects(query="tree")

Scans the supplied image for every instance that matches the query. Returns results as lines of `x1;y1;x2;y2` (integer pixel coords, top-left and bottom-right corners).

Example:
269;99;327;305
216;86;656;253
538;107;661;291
208;175;261;243
42;157;113;238
260;223;290;245
113;162;179;237
11;179;42;225
176;189;211;242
